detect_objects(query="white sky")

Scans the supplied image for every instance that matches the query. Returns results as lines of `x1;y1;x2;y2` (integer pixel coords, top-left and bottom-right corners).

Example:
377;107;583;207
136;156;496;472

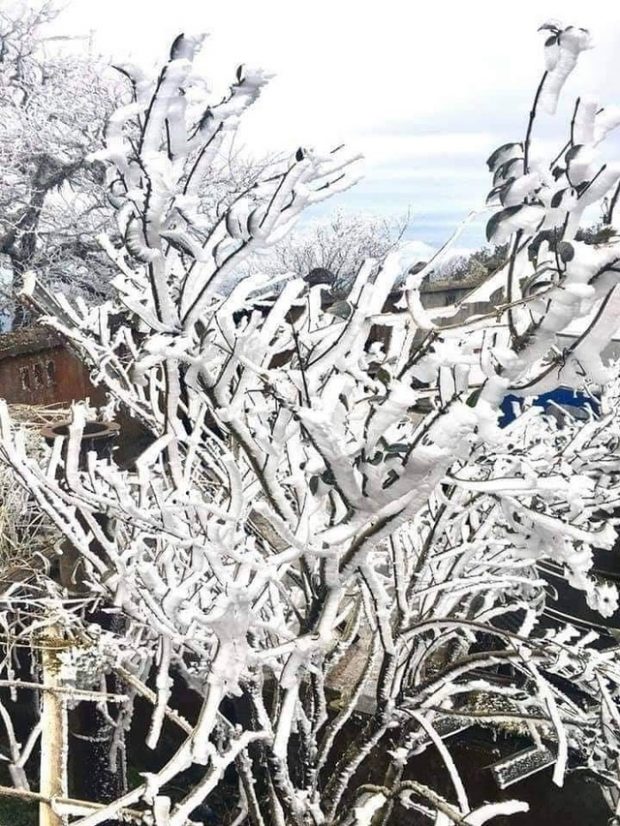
53;0;620;247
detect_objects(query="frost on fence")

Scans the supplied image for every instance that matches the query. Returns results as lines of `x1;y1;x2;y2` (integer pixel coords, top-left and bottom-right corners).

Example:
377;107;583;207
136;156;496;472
1;22;620;826
491;746;557;789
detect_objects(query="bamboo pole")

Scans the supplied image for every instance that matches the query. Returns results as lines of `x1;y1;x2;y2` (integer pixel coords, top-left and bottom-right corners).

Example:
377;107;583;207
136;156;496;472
0;785;144;822
0;678;128;703
39;625;67;826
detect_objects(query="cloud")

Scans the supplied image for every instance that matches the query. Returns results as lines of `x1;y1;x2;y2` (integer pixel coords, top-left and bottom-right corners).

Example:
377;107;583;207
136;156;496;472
53;0;620;249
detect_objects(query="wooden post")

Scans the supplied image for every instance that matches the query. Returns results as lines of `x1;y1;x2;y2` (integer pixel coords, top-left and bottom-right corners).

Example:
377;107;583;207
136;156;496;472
41;420;126;821
39;626;67;826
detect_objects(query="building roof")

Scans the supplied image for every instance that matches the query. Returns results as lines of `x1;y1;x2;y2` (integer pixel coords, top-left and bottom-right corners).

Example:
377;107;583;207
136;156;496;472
0;326;64;361
420;278;485;294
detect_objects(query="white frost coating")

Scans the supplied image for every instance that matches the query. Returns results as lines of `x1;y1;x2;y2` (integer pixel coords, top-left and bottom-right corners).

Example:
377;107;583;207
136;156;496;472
465;800;530;824
351;793;386;824
489;205;545;244
501;172;542;207
539;25;592;115
594;104;620;143
572;97;598;144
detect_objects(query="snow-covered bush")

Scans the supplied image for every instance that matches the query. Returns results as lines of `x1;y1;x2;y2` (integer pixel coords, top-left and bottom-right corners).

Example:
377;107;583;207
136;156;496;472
2;21;620;826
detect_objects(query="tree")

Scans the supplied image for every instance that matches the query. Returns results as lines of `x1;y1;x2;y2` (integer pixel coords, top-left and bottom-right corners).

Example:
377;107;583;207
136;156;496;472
422;244;509;284
264;209;409;283
0;1;124;328
2;20;620;826
0;3;284;330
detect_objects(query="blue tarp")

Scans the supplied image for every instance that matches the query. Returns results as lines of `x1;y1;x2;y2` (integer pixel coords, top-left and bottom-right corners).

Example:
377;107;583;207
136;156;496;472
499;388;600;427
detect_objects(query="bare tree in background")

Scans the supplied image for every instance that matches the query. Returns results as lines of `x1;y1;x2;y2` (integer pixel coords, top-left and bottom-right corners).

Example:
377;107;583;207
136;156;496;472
0;3;287;328
0;1;127;328
267;209;408;282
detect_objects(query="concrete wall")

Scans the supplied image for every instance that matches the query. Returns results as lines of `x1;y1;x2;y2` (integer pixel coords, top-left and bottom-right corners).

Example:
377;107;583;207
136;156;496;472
421;284;476;308
421;283;495;325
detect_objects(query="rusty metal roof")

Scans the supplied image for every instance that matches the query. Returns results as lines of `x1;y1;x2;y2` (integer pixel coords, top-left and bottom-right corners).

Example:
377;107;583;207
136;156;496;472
0;326;64;361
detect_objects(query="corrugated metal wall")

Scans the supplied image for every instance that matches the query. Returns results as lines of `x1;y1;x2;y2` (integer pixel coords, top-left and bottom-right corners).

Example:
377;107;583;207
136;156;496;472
0;332;103;406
